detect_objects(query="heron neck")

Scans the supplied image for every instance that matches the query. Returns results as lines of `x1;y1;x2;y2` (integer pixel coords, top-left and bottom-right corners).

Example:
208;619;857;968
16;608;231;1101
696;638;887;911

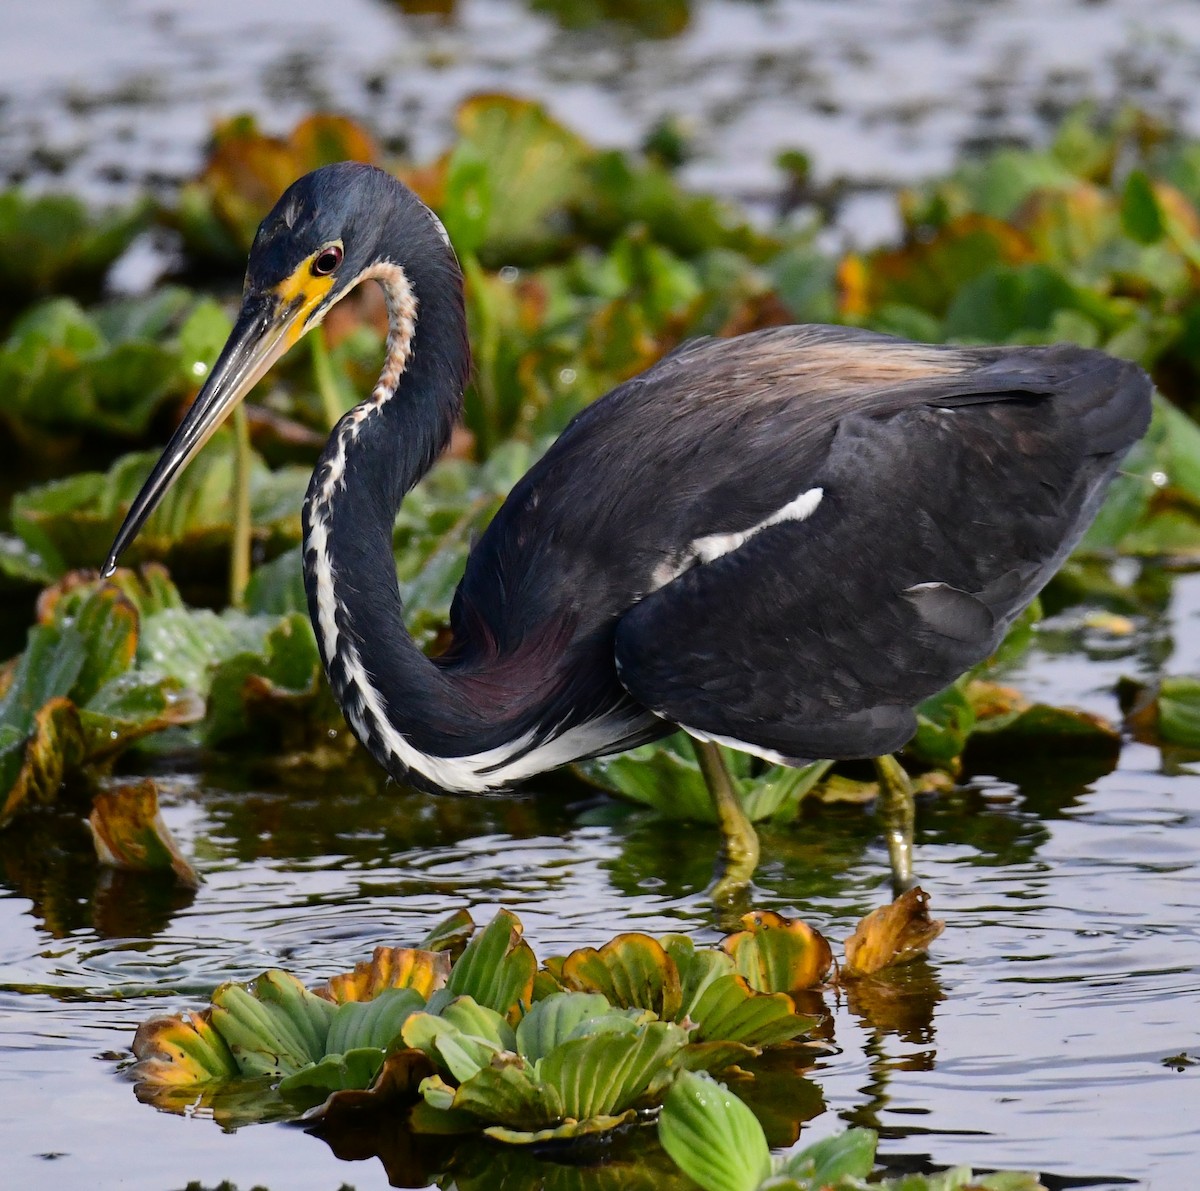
301;262;482;784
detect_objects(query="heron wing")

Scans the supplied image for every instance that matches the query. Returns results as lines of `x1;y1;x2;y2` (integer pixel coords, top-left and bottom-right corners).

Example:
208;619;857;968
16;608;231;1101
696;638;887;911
609;340;1150;762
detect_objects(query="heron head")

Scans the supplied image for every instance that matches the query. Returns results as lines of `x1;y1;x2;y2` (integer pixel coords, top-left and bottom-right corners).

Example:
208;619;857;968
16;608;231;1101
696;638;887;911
103;162;454;575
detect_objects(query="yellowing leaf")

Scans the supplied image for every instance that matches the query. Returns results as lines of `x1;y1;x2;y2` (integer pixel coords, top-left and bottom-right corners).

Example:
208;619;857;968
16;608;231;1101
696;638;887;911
131;1008;238;1086
843;887;945;977
316;946;451;1004
560;933;683;1020
88;779;200;888
721;912;833;994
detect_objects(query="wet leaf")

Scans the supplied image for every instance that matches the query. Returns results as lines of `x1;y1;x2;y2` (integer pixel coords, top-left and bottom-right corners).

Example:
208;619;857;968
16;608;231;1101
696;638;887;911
777;1126;877;1184
277;1047;387;1096
130;1008;239;1086
88;779;200;888
559;933;683;1020
721;912;834;994
444;909;537;1019
843;888;945;978
209;971;335;1078
658;1071;771;1191
316;946;451;1004
514;991;613;1062
419;907;476;956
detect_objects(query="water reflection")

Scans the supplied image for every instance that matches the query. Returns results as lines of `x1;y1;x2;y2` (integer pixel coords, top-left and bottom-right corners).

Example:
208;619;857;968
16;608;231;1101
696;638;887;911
1;711;1197;1186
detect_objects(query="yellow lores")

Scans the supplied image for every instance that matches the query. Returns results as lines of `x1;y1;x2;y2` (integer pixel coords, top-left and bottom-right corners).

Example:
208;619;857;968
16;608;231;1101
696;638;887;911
274;244;341;348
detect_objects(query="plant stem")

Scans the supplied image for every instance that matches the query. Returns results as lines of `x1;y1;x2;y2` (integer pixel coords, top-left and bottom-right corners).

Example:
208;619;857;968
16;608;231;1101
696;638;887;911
229;404;252;609
691;738;760;911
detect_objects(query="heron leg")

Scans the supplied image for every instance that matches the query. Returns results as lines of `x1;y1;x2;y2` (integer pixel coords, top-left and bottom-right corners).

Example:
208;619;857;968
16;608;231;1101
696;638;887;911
691;738;760;908
873;753;916;895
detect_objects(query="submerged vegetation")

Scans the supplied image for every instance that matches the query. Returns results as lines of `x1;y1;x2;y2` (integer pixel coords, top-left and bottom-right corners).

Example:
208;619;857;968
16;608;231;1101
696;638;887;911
1;93;1199;1183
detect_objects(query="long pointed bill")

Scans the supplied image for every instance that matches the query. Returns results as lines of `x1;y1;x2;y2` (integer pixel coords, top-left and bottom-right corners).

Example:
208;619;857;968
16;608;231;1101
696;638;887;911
102;290;309;577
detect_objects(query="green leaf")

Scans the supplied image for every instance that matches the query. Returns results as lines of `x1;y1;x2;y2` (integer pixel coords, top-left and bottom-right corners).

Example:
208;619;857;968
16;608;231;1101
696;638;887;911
583;733;808;824
277;1047;386;1095
539;1020;689;1120
447;95;592;264
484;1112;638;1145
131;1009;239;1086
942;263;1101;342
210;974;331;1078
402;1004;507;1083
419;907;476;955
910;680;976;767
779;1126;877;1184
515;992;613;1062
444;909;536;1017
440;995;518;1052
0;191;150;304
324;987;426;1056
722;912;833;995
687;974;813;1048
658;1071;772;1191
1155;676;1200;748
441;145;492;259
1121;170;1167;244
11;433;307;576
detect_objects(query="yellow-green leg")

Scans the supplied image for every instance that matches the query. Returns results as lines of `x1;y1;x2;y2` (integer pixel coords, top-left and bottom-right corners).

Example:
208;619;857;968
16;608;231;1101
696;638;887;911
691;738;760;908
873;753;915;895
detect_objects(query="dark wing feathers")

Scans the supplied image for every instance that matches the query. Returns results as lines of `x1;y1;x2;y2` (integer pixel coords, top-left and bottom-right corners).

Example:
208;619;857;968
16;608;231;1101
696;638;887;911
451;324;1151;765
608;330;1151;763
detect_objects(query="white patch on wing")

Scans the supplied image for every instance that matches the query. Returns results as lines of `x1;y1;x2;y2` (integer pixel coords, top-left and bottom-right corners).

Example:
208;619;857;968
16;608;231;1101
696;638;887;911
652;486;824;590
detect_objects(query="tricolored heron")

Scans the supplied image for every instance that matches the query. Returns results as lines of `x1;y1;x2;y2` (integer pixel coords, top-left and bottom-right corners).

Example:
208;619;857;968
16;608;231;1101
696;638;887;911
104;162;1152;899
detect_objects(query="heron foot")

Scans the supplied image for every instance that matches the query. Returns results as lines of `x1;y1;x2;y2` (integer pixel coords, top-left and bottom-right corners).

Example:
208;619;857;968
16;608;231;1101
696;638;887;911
873;753;916;895
691;738;761;912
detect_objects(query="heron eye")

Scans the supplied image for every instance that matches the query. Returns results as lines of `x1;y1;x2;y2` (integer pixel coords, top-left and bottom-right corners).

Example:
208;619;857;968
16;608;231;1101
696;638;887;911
312;245;343;276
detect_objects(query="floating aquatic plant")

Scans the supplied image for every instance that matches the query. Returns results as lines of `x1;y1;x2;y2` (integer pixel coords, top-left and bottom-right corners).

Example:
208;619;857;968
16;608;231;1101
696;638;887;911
0;570;201;826
127;899;939;1137
658;1070;1047;1191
